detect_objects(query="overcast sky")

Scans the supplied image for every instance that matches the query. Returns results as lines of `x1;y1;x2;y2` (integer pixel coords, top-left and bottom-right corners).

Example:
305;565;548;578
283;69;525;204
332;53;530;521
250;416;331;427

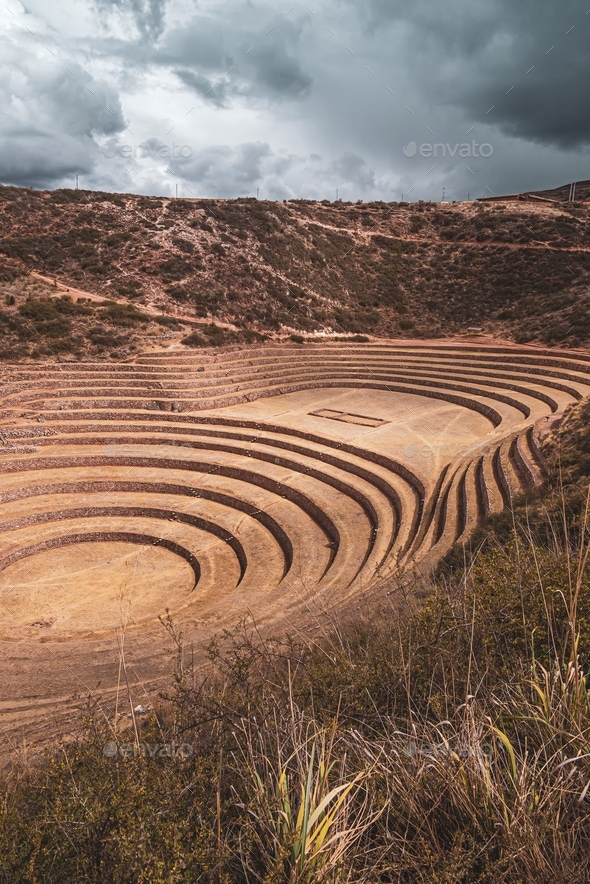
1;0;589;201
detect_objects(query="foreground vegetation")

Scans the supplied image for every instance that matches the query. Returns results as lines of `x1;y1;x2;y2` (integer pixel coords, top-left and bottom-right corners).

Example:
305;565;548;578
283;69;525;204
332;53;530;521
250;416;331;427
2;401;590;882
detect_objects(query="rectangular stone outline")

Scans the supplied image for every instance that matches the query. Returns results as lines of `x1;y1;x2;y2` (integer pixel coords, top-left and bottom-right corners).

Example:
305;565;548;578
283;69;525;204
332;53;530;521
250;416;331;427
309;408;390;428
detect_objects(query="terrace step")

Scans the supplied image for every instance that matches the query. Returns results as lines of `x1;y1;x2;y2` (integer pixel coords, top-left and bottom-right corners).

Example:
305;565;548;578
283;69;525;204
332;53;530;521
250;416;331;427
0;341;583;640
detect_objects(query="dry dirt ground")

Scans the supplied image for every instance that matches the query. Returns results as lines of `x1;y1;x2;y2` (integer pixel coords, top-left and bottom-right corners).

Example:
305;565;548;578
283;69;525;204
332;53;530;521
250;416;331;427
2;336;590;759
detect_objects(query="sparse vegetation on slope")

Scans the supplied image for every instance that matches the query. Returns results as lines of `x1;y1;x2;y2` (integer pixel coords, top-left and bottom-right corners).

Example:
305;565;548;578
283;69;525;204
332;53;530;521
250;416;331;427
0;290;183;360
0;185;589;346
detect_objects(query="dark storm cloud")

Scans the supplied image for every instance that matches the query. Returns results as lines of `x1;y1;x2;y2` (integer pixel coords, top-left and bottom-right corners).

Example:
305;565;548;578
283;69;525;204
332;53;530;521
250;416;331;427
331;153;376;190
166;142;390;202
237;18;313;101
2;0;589;197
0;132;94;189
159;17;227;69
94;0;169;41
157;17;231;107
351;0;590;149
41;64;125;139
173;69;230;109
0;32;126;188
242;42;312;100
162;13;312;106
169;141;273;196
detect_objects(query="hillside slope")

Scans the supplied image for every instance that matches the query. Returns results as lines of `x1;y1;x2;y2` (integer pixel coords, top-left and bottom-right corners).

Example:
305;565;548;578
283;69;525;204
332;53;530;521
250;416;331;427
1;185;590;358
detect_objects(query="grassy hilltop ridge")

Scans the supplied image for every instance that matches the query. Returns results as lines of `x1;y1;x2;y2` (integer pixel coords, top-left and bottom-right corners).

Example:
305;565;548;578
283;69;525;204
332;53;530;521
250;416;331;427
0;185;590;359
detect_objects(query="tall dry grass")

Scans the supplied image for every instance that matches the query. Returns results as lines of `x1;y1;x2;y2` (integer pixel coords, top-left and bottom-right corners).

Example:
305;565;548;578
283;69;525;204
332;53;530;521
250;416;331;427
2;495;590;881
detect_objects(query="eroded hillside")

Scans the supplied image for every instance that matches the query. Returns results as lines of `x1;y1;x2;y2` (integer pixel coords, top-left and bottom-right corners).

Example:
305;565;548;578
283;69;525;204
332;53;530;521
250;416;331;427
1;185;590;359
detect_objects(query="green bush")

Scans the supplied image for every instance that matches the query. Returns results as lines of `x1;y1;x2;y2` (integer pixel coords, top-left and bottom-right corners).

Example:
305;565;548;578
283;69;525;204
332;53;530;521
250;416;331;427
166;200;190;213
158;259;193;281
171;238;194;254
114;279;143;298
19;299;59;322
87;326;125;348
181;330;208;347
98;302;150;327
36;317;72;338
152;315;180;328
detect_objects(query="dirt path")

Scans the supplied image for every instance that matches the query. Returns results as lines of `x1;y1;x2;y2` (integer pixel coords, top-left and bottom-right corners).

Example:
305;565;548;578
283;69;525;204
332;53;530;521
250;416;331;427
30;271;112;304
30;271;241;331
298;218;590;254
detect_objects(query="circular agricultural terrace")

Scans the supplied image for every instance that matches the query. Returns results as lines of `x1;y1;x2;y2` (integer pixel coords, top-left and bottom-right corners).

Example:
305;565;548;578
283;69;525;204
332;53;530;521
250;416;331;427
1;340;589;742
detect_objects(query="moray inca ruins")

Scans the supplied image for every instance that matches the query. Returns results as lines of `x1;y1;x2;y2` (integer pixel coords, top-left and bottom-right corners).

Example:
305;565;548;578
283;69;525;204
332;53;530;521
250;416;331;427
1;337;589;741
4;2;590;873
